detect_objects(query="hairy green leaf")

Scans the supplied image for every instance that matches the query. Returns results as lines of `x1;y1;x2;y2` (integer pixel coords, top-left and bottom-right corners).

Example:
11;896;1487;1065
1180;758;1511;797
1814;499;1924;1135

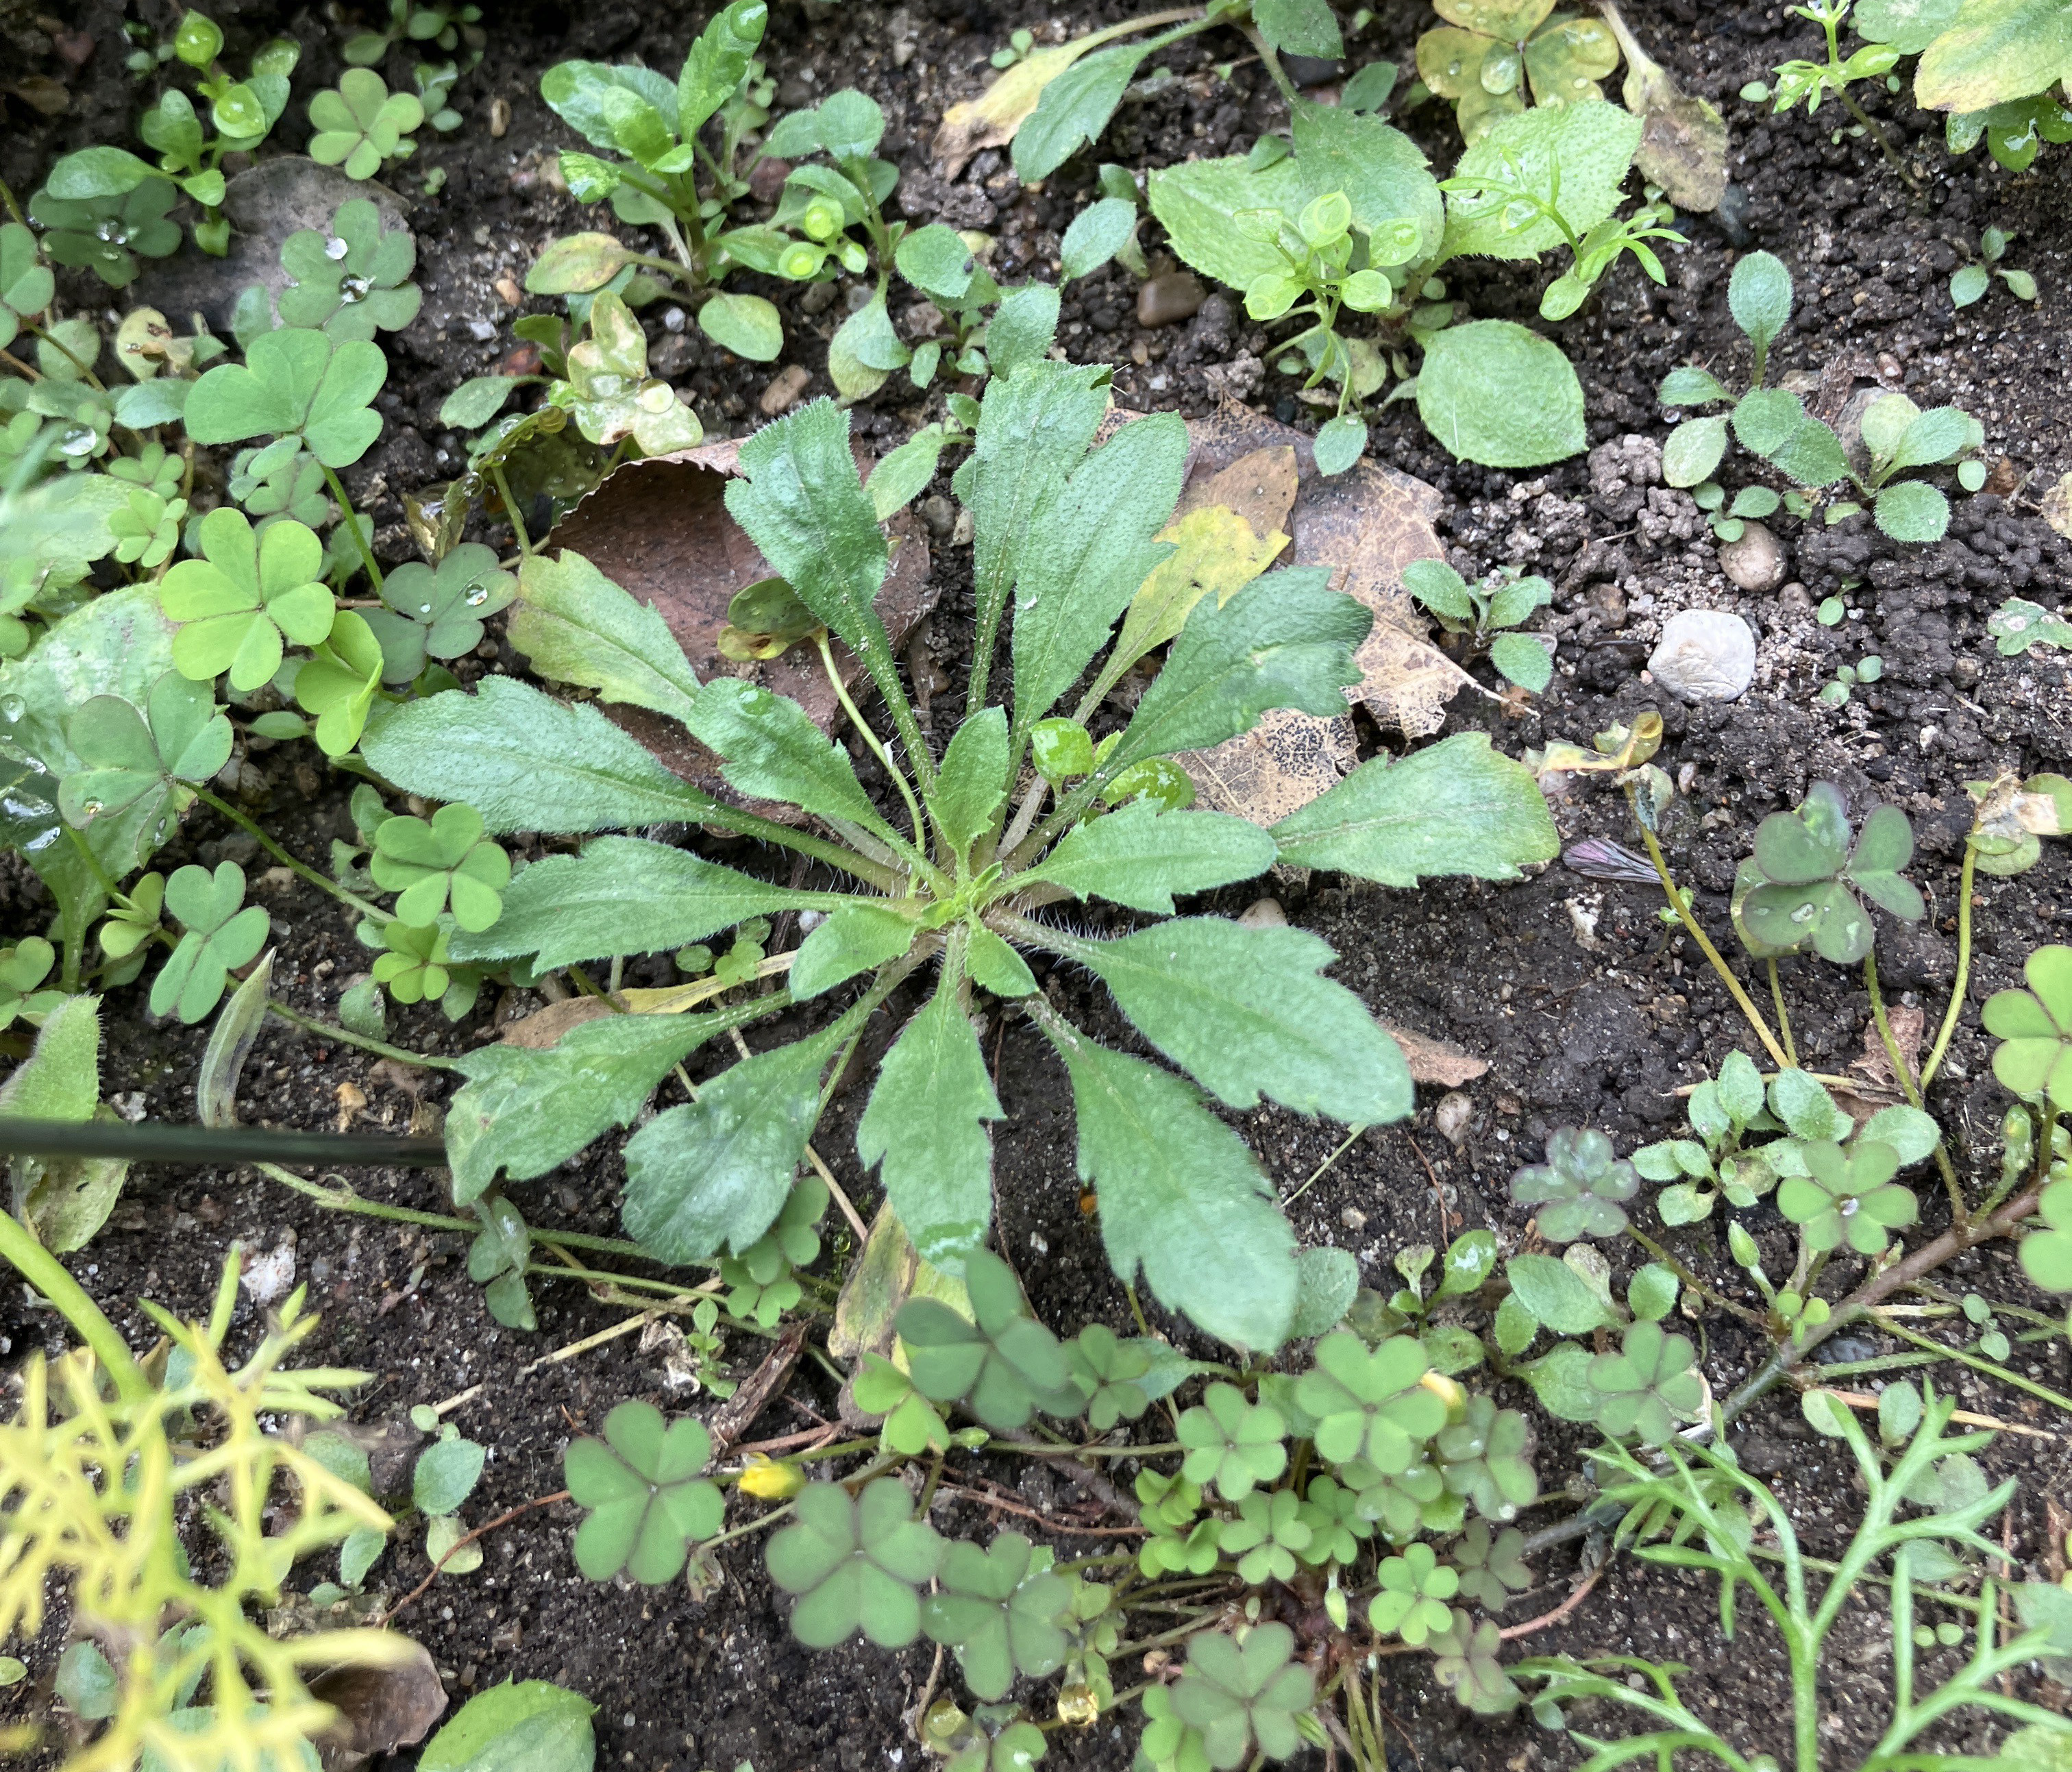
686;678;891;838
1268;734;1557;885
932;706;1011;855
507;550;701;728
858;974;1002;1270
1023;800;1275;913
449;836;854;969
362;678;719;834
789;904;917;1000
1040;1012;1297;1351
1442;103;1643;261
1416;321;1586;468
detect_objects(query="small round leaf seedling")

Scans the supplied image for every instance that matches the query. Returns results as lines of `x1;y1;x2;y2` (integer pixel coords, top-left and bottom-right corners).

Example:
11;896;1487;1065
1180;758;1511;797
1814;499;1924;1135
1168;1620;1316;1769
1295;1331;1446;1475
1984;944;2072;1110
370;802;511;932
920;1530;1072;1701
1508;1126;1638;1242
278;199;422;341
1449;1519;1533;1612
366;543;518;683
563;1399;722;1584
765;1477;944;1648
1586;1320;1705;1445
1777;1138;1919;1257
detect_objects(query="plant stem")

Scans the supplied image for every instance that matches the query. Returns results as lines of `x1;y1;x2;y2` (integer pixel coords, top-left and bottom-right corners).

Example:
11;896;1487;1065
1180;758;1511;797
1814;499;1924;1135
1864;1313;2072;1416
1836;84;1917;188
0;1207;149;1403
1919;839;1976;1092
489;461;532;556
1629;806;1790;1069
265;996;460;1072
1864;950;1965;1216
194;787;390;923
1625;1225;1766;1327
320;463;384;591
1768;960;1798;1068
816;633;935;881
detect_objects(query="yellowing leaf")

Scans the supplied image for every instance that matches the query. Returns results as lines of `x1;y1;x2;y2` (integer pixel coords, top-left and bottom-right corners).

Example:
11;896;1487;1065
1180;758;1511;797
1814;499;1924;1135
1105;504;1287;691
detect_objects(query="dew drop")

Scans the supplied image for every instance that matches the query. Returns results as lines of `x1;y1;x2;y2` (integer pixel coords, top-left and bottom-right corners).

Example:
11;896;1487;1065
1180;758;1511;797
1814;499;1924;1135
0;695;23;722
418;602;434;615
340;273;371;304
96;219;130;245
325;236;350;260
463;582;490;607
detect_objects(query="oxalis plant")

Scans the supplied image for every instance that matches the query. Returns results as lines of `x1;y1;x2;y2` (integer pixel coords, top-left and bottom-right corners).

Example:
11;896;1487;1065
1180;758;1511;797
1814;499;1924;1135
364;362;1560;1350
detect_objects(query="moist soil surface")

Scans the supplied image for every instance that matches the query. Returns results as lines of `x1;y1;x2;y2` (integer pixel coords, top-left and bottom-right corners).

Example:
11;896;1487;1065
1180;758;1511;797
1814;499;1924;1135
5;2;2072;1769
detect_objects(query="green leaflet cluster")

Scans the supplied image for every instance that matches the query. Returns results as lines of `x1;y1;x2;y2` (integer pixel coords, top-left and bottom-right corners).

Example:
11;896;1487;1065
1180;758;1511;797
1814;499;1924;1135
368;369;1558;1352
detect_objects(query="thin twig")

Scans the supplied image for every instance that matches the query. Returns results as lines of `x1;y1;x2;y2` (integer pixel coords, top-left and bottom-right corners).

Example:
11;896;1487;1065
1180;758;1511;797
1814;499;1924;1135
377;1490;571;1624
1499;1566;1606;1640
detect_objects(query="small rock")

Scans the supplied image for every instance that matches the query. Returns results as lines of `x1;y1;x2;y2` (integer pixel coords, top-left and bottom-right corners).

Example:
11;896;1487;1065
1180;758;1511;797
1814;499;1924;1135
950;508;976;547
748;156;791;204
1340;1206;1367;1231
1648;609;1757;702
1778;580;1813;614
493;275;523;308
758;364;812;415
241;1237;297;1307
1282;53;1344;86
1718;519;1788;593
1137;271;1205;328
1239;897;1287;928
918;493;954;538
1586;581;1627;628
1433;1092;1473;1146
799;280;838;316
843;282;874;314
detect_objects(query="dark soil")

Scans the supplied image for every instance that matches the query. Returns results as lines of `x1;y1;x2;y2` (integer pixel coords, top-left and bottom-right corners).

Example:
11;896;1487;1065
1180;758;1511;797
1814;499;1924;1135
5;2;2071;1769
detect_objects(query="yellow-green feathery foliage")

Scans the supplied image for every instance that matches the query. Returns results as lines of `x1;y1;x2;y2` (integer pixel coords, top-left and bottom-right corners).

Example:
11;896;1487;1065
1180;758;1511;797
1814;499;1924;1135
0;1255;410;1772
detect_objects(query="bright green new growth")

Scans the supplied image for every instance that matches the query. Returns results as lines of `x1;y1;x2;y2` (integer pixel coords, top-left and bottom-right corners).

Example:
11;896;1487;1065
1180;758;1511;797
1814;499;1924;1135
1296;1331;1448;1473
1368;1541;1459;1645
1984;944;2072;1109
563;1399;723;1584
369;802;510;931
308;69;426;180
1402;558;1555;694
365;374;1559;1353
160;507;334;692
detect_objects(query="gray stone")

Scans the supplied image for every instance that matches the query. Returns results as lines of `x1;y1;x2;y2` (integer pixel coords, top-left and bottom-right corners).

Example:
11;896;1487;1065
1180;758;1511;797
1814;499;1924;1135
1718;518;1788;593
1649;609;1756;702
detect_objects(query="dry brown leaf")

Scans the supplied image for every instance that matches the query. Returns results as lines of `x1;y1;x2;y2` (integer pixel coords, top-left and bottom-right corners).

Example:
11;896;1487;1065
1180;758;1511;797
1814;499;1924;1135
1180;705;1359;829
308;1639;446;1771
1852;1002;1924;1094
2041;470;2072;539
545;443;934;802
499;996;617;1047
1172;444;1300;543
1601;1;1727;211
1381;1020;1491;1086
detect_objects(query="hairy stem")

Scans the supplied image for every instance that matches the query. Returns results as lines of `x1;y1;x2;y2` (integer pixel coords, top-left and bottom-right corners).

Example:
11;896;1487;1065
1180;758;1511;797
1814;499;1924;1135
0;1206;149;1403
816;632;936;883
194;787;390;923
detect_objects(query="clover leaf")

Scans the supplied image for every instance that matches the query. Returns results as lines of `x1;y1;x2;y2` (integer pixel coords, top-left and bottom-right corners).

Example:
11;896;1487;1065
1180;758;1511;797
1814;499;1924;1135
0;223;54;349
1137;1686;1213;1772
364;543;517;682
1218;1489;1312;1585
1295;1331;1446;1475
59;674;231;864
1417;0;1618;140
1776;1138;1917;1257
719;1175;824;1326
0;938;62;1031
1136;1470;1219;1577
1435;1395;1538;1522
895;1247;1079;1431
150;861;269;1024
1586;1320;1705;1446
563;1399;723;1584
560;291;703;454
185;326;387;469
1168;1622;1316;1770
308;70;425;180
369;802;510;931
921;1530;1072;1701
293;608;385;756
1368;1541;1459;1645
1177;1383;1289;1502
1431;1613;1522;1714
1293;1474;1372;1567
232;445;330;526
28;178;181;288
1065;1324;1154;1431
107;487;186;569
1508;1127;1639;1242
766;1477;945;1649
1985;944;2072;1110
1738;783;1923;965
106;442;183;501
2019;1178;2072;1294
372;919;454;1006
1342;1453;1456;1540
278;199;423;341
1448;1519;1532;1612
161;508;334;691
851;1354;952;1455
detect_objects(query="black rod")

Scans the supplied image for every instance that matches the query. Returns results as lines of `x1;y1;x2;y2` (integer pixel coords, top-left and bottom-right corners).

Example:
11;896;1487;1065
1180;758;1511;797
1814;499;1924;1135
0;1120;449;1168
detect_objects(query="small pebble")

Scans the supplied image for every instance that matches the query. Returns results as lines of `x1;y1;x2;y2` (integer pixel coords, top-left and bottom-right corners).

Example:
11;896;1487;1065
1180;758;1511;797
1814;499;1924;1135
1718;518;1788;593
489;97;510;139
758;365;812;415
799;281;838;316
748;157;791;205
1239;896;1287;928
1649;609;1757;702
1137;271;1205;328
1433;1092;1473;1147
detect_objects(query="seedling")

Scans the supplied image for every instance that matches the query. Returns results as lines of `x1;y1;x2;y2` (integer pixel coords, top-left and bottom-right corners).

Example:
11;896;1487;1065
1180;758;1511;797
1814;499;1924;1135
1405;558;1555;693
275;199;423;341
27;175;182;290
1985;944;2072;1111
1746;0;1909;176
1951;225;2038;308
160;507;335;691
1368;1542;1459;1644
765;1477;945;1648
1731;780;1923;965
1167;1623;1316;1769
921;1532;1072;1699
1508;1126;1640;1241
1816;650;1884;706
563;1399;724;1584
365;542;516;682
307;70;426;180
1987;597;2072;657
344;0;486;66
